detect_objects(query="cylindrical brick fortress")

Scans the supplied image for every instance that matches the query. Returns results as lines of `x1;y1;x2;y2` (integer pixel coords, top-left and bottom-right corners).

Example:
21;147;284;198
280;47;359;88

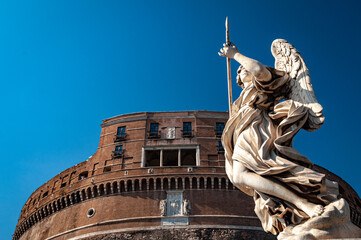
13;111;361;240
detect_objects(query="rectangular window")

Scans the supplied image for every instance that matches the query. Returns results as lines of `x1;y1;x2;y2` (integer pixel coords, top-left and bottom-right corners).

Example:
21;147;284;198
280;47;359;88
149;123;160;138
181;149;196;166
60;175;68;188
78;171;89;180
144;148;197;167
113;145;124;158
163;150;178;166
216;122;225;137
103;160;112;173
115;145;123;153
150;123;159;133
145;150;161;166
183;122;192;137
117;126;126;136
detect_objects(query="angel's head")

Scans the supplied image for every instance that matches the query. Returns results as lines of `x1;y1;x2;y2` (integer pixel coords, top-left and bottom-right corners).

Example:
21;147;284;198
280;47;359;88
237;65;253;88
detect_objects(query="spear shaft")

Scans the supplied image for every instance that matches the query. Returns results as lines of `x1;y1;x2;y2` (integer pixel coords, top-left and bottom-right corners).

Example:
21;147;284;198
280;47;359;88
225;17;232;117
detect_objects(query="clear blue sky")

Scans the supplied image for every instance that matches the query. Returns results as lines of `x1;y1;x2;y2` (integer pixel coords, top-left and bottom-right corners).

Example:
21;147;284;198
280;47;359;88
1;0;361;238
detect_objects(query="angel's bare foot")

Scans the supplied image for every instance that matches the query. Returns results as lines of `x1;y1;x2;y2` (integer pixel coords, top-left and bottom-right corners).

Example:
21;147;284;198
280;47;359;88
298;201;324;218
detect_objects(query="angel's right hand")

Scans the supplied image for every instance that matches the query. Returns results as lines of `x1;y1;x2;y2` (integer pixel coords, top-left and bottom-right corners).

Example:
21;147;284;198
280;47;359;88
218;42;239;59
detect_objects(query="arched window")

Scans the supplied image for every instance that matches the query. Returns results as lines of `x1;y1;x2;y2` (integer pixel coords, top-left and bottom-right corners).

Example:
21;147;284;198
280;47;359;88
127;180;132;192
99;184;105;196
156;178;161;190
221;178;227;189
200;177;205;189
170;178;176;190
163;178;169;190
192;177;197;189
141;179;147;191
134;179;140;191
93;186;98;197
87;187;92;199
178;178;183;189
113;182;119;194
120;181;125;192
106;183;112;194
214;178;219;189
149;178;155;190
185;177;190;189
206;177;212;189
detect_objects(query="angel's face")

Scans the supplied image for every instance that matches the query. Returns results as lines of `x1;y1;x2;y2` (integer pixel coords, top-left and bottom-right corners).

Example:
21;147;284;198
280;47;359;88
238;67;253;85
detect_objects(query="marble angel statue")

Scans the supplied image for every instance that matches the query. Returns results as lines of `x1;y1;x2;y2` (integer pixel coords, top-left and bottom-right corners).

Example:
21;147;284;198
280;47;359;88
218;39;339;235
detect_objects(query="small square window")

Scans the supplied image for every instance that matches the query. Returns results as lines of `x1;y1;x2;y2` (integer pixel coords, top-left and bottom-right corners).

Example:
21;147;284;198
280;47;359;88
113;145;124;158
115;145;123;153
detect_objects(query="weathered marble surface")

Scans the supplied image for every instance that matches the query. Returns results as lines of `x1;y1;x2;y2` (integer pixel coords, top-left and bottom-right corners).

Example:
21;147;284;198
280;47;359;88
218;38;361;239
278;198;361;239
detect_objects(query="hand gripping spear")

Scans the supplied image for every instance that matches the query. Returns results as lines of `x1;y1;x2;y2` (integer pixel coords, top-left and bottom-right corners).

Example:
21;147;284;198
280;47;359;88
225;17;233;117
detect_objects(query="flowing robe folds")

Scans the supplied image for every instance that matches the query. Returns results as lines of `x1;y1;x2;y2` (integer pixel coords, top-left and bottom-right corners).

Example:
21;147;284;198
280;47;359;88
222;67;338;234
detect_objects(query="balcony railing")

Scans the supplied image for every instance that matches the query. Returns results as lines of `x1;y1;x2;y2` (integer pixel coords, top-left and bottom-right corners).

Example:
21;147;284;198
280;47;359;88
112;150;125;158
182;130;193;138
148;131;161;139
114;134;127;142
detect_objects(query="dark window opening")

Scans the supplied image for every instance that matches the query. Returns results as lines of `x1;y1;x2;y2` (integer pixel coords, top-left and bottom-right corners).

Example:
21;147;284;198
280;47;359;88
182;122;193;137
117;126;126;136
149;179;155;190
199;178;204;189
216;122;225;137
145;150;160;166
181;149;196;166
218;141;224;153
134;180;140;191
115;126;127;141
185;177;190;189
103;160;111;173
206;177;212;189
141;179;147;191
170;178;176;189
214;178;219;189
192;177;197;189
79;171;88;180
156;178;161;190
127;180;132;191
163;150;178;166
149;123;160;138
42;191;49;198
60;175;68;188
120;181;125;192
92;163;99;176
163;178;169;190
178;178;183;189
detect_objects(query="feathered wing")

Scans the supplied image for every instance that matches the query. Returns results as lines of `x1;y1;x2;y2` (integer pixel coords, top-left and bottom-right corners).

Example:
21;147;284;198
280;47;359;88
271;39;324;131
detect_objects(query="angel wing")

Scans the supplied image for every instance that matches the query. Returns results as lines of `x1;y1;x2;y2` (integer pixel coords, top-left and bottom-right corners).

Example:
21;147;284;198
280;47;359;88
271;39;325;131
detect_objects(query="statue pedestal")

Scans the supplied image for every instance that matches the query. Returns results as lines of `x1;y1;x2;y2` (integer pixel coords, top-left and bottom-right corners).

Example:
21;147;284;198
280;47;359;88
278;198;361;240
